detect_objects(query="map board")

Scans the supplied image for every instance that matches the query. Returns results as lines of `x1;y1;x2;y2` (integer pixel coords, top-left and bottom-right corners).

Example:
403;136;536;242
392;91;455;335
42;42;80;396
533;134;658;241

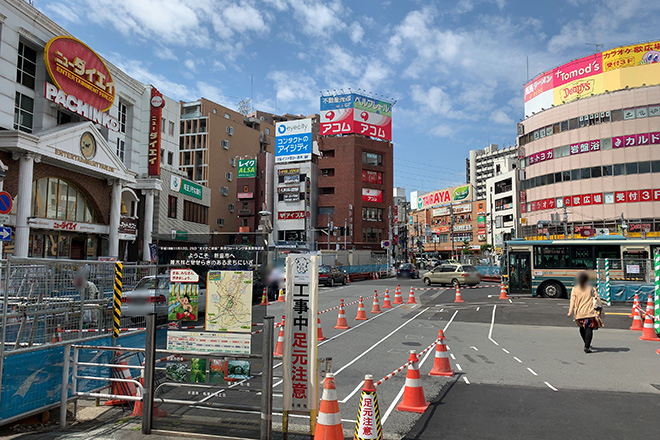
205;270;253;332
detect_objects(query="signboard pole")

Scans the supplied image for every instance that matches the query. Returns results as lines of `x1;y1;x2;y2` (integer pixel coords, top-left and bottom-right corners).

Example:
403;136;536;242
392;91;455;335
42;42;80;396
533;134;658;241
260;316;274;440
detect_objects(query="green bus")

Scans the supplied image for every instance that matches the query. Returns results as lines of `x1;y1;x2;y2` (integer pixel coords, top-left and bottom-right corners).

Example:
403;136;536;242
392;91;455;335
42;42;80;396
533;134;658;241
504;236;660;298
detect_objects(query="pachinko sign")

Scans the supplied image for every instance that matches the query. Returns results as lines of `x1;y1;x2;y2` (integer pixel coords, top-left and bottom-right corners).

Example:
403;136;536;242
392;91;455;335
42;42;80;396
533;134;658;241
320;92;393;141
44;36;119;131
524;40;660;118
417;184;472;210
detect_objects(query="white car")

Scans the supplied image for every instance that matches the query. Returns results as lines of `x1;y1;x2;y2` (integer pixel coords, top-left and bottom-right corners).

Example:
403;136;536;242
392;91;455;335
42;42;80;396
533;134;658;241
121;275;207;323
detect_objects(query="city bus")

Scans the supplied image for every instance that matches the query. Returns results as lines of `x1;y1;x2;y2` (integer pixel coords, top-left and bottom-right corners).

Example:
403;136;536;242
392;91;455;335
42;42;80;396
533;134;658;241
504;236;660;298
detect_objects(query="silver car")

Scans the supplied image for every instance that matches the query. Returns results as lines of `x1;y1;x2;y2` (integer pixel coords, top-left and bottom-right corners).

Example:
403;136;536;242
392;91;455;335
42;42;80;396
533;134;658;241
122;275;207;323
422;264;481;287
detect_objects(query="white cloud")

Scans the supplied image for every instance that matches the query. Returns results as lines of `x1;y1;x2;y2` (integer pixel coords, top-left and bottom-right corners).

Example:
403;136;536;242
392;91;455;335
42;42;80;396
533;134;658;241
154;47;179;61
490;109;513;125
431;124;454;137
213;60;227;71
44;2;81;22
184;59;196;71
288;0;346;37
212;1;269;39
267;70;319;112
350;22;365;44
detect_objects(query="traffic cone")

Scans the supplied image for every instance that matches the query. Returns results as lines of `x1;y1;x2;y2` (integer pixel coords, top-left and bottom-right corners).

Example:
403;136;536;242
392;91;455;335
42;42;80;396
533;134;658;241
51;325;62;343
334;299;350;329
407;287;417;304
393;286;403;305
429;331;454;377
346;274;351;283
371;291;381;314
382;289;392;309
317;317;326;342
498;281;509;300
639;296;660;341
277;289;285;302
454;284;464;303
630;301;644;331
105;352;138;406
314;373;343;440
274;316;285;356
260;287;269;306
396;351;429;413
131;377;168;417
356;297;368;320
354;374;382;440
629;294;640;318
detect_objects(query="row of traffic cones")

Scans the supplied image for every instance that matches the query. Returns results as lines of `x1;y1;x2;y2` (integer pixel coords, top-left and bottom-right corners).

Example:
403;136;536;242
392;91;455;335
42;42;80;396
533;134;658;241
629;294;660;341
315;330;454;439
261;287;286;305
274;314;328;357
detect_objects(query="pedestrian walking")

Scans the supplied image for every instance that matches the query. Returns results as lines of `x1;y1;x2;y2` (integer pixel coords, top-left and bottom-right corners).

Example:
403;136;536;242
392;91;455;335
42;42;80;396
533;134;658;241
567;271;604;353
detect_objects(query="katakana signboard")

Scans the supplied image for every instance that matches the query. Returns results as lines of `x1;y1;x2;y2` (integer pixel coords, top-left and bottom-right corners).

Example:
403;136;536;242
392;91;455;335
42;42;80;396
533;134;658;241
275;119;312;163
320;93;393;141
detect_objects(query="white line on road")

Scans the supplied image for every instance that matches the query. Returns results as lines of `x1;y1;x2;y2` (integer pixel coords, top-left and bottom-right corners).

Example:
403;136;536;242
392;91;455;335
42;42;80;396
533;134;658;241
456;363;462;371
463;376;470;384
450;353;456;360
469;346;478;351
502;348;510;354
476;307;480;312
513;357;522;363
488;305;499;346
443;310;459;331
339;380;364;403
544;381;558;392
334;307;430;376
508;299;513;304
319;304;403;346
273;379;283;388
527;368;538;376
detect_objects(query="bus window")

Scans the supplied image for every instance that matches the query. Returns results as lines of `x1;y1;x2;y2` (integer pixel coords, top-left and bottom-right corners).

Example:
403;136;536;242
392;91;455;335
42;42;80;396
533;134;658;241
534;245;570;269
596;245;622;270
571;245;595;269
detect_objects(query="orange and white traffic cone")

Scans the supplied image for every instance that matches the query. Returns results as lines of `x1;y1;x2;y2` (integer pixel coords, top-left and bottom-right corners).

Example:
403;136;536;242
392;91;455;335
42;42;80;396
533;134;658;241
51;324;63;343
277;289;285;303
356;297;368;320
393;285;403;305
639;296;660;342
334;299;350;329
407;287;417;304
346;274;351;283
314;373;343;440
382;289;392;309
630;301;644;331
629;294;640;318
454;284;464;303
498;281;509;300
371;291;381;314
396;351;429;413
355;374;382;440
274;316;285;356
105;352;138;406
429;330;454;377
260;287;269;306
317;317;326;342
131;377;168;417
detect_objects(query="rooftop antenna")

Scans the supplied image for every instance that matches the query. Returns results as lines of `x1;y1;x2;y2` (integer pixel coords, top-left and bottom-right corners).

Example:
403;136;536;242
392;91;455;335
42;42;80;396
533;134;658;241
585;43;603;54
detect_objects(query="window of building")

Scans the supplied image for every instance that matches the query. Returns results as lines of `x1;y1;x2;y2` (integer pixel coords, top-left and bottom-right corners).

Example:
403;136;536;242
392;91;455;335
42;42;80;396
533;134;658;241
118;102;128;133
167;151;174;165
623;108;635;120
562;170;570;182
224;113;230;119
220;186;229;196
321;168;335;177
184;200;208;224
228;203;235;212
362;207;383;221
240;218;249;227
16;41;37;89
116;138;125;162
591;166;602;178
226;172;233;181
217;218;225;226
626;162;638;175
581;167;590;179
571;169;580;181
652;161;660;173
13;92;34;133
230;158;237;167
362;228;382;243
362;152;383;166
31;177;98;223
227;126;234;135
319;187;335;195
168;196;177;218
638;161;651;174
603;165;612;176
169;121;175;136
162;118;166;133
221;140;230;149
323;149;335;158
610;109;623;121
613;163;625;176
319;206;335;215
560;120;569;132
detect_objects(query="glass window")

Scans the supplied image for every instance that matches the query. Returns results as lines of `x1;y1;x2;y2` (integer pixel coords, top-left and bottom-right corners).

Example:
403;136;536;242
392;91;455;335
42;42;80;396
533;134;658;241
604;192;615;204
554;172;562;183
581;167;591;179
652;161;660;173
623;108;635;119
547;173;554;184
603;165;612;176
560;120;569;132
648;105;660;117
568;118;579;129
556;197;564;208
591;166;602;178
362;152;383;166
14;92;34;133
116;138;125;162
571;169;580;181
32;178;97;223
571;246;595;269
639;161;651;174
563;171;571;182
636;106;648;118
613;163;625;176
534;246;570;269
168;195;177;218
118;102;128;133
601;138;612;150
66;185;77;221
561;145;570;156
626;162;638;175
16;41;37;90
610;109;623;121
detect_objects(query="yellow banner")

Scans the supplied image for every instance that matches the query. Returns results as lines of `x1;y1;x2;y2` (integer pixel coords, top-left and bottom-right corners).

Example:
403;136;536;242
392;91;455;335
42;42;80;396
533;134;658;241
553;74;603;105
602;41;660;72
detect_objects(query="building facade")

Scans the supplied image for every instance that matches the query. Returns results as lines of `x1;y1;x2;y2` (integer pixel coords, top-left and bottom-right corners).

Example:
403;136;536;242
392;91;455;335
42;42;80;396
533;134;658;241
235;152;274;244
393;187;408;262
485;169;519;247
466;144;518;200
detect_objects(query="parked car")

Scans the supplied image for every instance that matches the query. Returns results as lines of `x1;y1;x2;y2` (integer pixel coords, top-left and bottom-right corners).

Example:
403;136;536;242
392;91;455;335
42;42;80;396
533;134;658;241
396;263;419;279
122;274;207;322
422;264;481;287
318;265;347;286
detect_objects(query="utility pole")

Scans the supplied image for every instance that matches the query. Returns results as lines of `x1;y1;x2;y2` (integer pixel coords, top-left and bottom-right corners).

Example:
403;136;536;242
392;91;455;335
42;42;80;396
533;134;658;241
344;218;347;250
563;205;568;238
450;204;455;260
388;206;393;272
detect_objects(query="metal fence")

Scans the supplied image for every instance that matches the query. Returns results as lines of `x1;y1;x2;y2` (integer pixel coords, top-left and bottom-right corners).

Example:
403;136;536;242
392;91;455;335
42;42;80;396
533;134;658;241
595;258;655;302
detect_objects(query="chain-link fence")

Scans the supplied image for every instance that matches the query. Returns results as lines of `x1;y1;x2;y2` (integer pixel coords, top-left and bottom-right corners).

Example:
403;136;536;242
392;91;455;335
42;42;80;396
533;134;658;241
595;258;655;302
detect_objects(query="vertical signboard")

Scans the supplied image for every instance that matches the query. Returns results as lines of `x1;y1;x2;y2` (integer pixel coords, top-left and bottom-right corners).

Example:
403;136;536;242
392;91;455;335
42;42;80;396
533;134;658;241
283;254;319;419
275;119;312;163
149;87;164;176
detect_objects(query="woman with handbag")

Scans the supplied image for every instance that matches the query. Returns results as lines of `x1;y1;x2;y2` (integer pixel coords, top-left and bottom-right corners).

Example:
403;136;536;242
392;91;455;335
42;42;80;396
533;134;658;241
567;271;604;353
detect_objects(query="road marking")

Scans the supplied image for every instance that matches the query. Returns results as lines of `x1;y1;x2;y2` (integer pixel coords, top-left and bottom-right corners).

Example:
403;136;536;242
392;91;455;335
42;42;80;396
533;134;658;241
605;312;630;316
508;299;513;304
381;310;459;426
469;346;478;351
319;304;403;346
334;307;430;376
502;348;510;354
488;305;499;346
513;357;522;363
463;376;470;384
544;381;558;392
476;307;480;312
339;380;364;403
527;368;538;376
273;379;283;388
450;353;456;360
456;363;462;371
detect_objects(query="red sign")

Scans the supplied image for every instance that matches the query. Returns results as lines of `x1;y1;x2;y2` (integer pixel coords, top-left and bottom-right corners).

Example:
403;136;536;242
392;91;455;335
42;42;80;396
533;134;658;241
278;211;305;220
148;87;164;176
0;191;13;215
237;192;254;199
527;148;554;164
362;188;383;203
44;36;115;112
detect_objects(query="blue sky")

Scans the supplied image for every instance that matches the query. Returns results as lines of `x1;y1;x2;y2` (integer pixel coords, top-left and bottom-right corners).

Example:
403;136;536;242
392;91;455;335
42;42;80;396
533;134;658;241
37;0;660;196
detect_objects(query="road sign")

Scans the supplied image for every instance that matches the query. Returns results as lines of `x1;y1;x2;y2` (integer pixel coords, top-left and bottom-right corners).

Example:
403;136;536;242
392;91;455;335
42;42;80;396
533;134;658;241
0;214;9;224
170;268;199;283
0;227;12;241
0;192;12;215
381;240;390;249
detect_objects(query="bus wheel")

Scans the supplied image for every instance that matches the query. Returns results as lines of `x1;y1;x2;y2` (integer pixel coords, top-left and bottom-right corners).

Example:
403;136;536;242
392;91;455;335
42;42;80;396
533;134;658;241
541;281;563;298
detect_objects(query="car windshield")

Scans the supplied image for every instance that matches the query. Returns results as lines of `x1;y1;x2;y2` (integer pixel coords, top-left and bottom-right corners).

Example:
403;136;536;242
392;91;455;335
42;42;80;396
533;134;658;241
461;265;478;272
399;263;413;269
134;277;169;290
319;266;330;274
